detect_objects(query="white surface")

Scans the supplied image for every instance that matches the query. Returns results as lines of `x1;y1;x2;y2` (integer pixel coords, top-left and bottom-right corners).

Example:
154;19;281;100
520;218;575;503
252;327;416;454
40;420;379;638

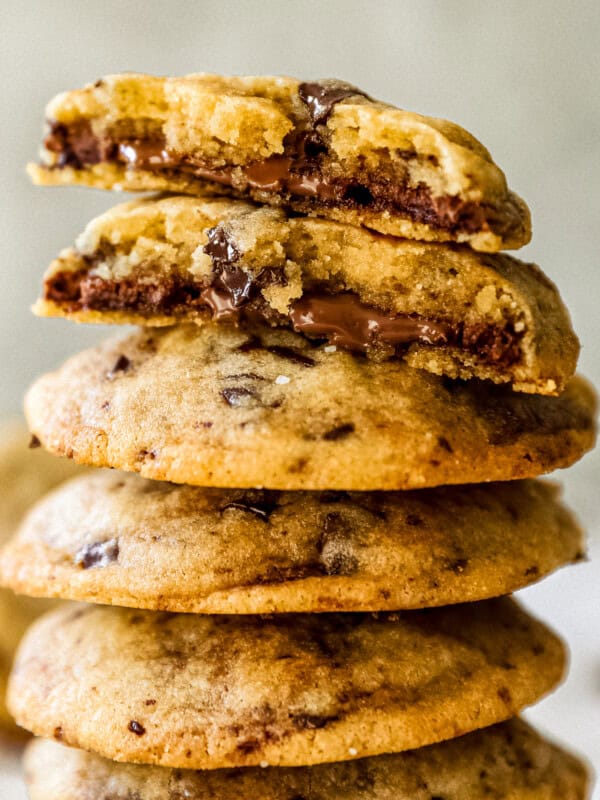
0;1;598;797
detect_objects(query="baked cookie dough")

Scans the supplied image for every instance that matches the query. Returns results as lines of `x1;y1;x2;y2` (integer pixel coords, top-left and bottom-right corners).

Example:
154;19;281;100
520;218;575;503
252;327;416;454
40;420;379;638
8;599;565;769
1;472;583;613
36;196;577;394
29;73;531;251
25;323;596;490
23;719;589;800
0;422;81;739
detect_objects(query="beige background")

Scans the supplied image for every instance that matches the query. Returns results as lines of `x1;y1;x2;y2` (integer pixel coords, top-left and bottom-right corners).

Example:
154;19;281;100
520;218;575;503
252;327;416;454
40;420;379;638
1;0;599;796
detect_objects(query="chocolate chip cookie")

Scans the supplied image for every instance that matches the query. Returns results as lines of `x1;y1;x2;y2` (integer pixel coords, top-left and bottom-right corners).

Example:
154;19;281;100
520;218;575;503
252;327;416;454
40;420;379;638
0;421;82;738
23;719;588;800
1;472;583;613
24;323;596;490
29;73;531;251
36;196;577;394
8;600;564;769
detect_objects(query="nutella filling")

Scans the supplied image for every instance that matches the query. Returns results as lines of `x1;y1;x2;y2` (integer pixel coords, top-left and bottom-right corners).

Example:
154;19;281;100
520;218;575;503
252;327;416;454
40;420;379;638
43;80;509;237
44;263;521;366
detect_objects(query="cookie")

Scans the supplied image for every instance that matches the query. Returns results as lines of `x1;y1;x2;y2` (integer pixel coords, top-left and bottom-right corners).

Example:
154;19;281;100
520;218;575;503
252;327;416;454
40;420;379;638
8;599;565;769
28;73;531;251
25;323;596;490
1;472;583;613
23;720;589;800
0;421;82;738
36;196;577;394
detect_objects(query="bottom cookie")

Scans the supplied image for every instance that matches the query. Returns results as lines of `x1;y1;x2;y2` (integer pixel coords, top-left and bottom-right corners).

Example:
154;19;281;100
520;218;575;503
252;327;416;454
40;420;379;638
24;719;588;800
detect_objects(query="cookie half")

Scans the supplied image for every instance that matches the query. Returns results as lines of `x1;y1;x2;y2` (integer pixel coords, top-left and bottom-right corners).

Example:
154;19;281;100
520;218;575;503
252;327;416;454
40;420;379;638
36;196;577;394
23;720;589;800
8;599;565;769
29;73;530;251
0;422;81;739
25;324;596;490
1;472;583;613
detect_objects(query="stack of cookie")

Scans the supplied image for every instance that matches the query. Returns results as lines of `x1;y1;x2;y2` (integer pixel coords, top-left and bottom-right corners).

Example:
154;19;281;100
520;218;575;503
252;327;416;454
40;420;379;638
1;74;596;798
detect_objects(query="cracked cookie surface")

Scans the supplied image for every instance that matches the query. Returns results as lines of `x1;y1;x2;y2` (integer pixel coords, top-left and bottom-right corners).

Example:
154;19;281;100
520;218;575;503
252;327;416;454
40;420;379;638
9;599;565;769
29;73;531;251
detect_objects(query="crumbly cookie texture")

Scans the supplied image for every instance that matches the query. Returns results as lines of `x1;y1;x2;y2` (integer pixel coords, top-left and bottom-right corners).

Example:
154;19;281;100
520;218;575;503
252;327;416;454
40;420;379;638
24;323;596;490
29;73;531;251
23;720;589;800
8;600;564;769
0;422;81;739
36;196;577;395
1;472;583;613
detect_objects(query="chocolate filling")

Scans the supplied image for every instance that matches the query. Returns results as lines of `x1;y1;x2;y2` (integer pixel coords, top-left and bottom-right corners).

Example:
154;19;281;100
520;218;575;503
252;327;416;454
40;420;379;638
43;80;514;238
44;263;522;366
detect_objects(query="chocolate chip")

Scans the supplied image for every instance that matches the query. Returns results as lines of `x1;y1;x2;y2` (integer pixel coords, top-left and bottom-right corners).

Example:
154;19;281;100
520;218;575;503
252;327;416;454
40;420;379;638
445;558;468;574
203;225;241;268
237;336;263;352
405;513;423;526
524;565;539;577
145;699;156;706
75;538;119;569
237;739;260;753
138;448;157;461
323;423;355;441
343;183;374;206
28;434;41;449
221;387;258;407
497;687;512;705
107;354;131;379
266;344;316;367
128;720;146;736
53;726;63;741
437;436;453;452
220;491;279;521
226;372;265;381
298;80;370;124
290;713;339;729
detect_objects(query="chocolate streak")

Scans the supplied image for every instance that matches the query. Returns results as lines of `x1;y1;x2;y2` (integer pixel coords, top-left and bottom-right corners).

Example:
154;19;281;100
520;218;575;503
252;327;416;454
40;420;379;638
43;80;508;238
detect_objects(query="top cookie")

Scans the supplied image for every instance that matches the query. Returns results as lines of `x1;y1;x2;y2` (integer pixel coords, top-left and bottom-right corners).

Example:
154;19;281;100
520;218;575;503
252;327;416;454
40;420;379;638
37;196;578;395
29;73;531;251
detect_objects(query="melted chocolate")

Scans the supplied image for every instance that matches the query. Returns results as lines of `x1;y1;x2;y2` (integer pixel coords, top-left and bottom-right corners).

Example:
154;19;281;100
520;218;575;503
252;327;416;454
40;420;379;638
45;262;521;365
290;293;451;350
298;80;371;123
